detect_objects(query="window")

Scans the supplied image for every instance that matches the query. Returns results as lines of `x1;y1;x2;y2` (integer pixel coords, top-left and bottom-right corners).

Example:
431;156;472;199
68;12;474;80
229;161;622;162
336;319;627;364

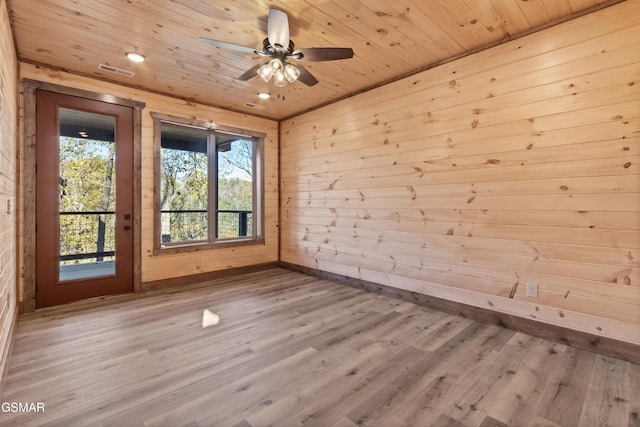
152;113;264;252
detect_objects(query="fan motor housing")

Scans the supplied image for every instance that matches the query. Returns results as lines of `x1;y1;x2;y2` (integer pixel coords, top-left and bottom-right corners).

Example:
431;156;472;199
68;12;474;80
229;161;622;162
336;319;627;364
262;38;295;55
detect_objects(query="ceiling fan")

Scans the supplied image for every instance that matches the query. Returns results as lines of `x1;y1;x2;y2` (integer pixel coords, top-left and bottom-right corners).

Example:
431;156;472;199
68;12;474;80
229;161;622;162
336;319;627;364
199;8;354;87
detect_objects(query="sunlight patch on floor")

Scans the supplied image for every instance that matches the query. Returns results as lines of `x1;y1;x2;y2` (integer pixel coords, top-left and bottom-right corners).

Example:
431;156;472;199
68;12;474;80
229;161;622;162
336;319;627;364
202;309;220;328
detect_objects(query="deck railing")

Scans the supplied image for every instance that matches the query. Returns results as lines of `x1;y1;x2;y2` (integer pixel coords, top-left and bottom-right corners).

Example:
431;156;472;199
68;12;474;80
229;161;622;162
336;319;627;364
60;209;253;260
160;209;252;242
59;211;115;263
217;209;252;238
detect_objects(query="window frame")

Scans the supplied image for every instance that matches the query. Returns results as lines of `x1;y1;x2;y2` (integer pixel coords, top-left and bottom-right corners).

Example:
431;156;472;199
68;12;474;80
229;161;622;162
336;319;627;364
152;112;265;255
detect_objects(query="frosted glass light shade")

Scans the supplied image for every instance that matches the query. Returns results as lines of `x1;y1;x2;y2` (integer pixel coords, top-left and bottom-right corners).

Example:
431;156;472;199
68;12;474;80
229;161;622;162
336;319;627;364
257;63;274;82
273;69;287;87
284;63;300;82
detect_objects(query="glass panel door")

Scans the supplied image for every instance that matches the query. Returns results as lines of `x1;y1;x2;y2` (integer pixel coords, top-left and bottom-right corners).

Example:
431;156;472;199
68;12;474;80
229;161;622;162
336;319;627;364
36;90;134;308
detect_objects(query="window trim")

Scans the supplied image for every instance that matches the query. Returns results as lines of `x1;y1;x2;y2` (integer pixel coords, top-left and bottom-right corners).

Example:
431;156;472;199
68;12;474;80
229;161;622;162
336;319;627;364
151;112;265;255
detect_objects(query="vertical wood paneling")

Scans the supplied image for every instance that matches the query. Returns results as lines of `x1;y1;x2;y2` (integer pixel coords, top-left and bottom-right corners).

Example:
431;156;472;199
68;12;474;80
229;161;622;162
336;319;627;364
17;63;279;291
280;1;640;345
0;0;18;389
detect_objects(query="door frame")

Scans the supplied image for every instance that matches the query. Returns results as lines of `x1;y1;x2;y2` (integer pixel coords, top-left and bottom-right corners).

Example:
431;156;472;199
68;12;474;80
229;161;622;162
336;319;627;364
22;80;145;313
36;90;134;308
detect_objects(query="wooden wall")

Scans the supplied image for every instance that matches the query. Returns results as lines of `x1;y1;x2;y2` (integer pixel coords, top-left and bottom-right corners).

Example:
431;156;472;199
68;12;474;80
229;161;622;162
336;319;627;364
0;0;18;387
280;1;640;345
17;63;279;301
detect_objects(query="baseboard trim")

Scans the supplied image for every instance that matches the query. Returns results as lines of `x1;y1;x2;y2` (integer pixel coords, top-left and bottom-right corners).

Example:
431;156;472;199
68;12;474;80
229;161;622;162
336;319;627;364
280;261;640;365
0;307;19;400
140;262;280;292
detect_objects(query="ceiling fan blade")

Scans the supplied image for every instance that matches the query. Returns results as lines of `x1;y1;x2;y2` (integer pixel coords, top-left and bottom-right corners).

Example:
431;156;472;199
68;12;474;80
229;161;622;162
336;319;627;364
296;64;319;86
294;47;354;62
237;64;262;81
198;38;257;54
267;9;290;51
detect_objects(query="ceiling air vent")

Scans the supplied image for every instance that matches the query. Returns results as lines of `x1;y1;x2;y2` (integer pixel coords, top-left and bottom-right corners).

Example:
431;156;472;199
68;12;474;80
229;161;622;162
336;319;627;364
97;64;135;78
244;102;265;110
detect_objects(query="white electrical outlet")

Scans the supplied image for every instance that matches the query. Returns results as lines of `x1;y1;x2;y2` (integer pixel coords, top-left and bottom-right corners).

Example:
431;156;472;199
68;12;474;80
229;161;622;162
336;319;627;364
526;282;538;298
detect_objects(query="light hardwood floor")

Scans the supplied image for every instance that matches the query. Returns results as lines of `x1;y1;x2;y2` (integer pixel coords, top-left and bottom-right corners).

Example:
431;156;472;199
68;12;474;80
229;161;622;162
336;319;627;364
2;268;639;426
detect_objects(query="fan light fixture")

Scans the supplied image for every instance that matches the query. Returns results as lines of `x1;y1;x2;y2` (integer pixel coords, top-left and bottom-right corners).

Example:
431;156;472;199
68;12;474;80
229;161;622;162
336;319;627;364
257;58;300;86
199;8;354;87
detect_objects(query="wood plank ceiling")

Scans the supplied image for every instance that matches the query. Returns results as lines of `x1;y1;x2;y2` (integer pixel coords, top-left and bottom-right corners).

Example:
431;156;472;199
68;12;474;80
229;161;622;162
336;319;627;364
8;0;618;120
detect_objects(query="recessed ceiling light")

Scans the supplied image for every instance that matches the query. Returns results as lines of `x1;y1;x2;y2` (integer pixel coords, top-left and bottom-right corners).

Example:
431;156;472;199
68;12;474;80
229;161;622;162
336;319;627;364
257;92;271;100
125;52;145;63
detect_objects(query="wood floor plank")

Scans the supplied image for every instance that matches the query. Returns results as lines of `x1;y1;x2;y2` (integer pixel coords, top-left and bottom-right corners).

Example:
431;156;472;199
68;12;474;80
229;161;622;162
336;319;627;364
625;358;640;427
285;345;430;427
485;337;556;425
440;331;531;426
579;355;631;427
536;346;597;427
1;268;639;427
479;415;509;427
245;342;391;427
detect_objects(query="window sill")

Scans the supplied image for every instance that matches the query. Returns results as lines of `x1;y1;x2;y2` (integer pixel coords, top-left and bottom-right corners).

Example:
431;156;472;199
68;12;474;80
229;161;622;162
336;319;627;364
153;237;265;256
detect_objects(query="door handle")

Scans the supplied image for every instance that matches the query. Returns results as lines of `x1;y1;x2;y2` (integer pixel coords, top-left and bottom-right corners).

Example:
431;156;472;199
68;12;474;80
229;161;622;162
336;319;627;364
124;225;131;231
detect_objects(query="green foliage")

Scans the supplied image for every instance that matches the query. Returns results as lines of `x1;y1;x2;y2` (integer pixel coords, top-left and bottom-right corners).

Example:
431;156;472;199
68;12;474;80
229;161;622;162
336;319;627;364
161;138;255;242
59;137;115;264
59;132;257;258
160;149;208;210
59;137;115;212
218;178;252;210
160;148;209;241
